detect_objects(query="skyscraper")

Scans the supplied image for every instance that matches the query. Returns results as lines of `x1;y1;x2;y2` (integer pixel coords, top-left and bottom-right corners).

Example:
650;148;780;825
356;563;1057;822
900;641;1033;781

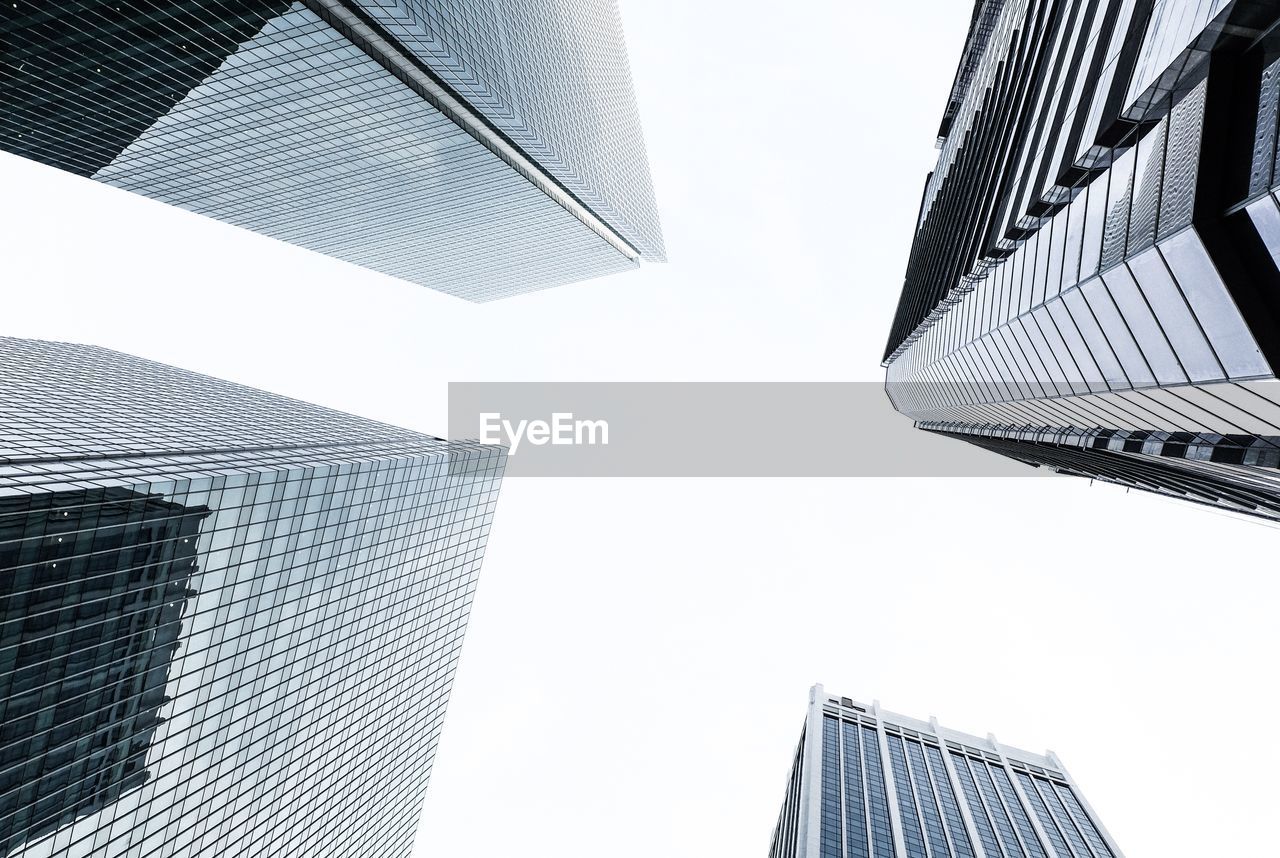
769;686;1123;858
883;0;1280;520
1;490;207;857
0;1;664;300
0;337;505;857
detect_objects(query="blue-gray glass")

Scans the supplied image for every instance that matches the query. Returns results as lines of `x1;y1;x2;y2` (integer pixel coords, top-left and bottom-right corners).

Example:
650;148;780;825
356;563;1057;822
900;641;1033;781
820;718;843;858
353;0;666;262
902;740;951;858
773;694;1120;858
923;745;974;858
885;736;928;858
840;722;870;858
949;751;1005;858
861;726;895;858
0;1;663;300
0;338;506;857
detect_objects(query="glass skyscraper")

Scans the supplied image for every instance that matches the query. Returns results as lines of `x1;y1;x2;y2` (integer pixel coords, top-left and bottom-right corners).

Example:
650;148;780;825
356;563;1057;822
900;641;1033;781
883;0;1280;520
769;686;1122;858
0;1;664;300
0;337;505;857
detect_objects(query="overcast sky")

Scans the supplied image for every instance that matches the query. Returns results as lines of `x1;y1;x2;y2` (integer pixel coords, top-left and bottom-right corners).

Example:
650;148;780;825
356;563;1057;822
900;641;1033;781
1;1;1276;856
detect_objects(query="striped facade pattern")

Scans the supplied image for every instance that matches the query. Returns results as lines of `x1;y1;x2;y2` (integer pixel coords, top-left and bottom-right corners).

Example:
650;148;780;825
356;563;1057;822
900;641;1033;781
769;688;1121;858
883;0;1280;520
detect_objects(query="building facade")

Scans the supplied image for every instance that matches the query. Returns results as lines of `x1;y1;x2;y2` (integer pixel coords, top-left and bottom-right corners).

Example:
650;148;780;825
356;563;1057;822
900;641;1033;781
883;0;1280;520
0;1;664;300
769;686;1122;858
0;337;505;857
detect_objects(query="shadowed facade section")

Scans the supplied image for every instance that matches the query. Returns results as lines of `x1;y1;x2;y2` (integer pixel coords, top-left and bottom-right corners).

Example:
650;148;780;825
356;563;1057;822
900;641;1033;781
0;1;290;176
0;489;206;856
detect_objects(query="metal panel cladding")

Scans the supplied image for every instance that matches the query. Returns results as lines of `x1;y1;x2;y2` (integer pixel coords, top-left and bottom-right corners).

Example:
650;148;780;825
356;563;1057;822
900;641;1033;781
882;0;1280;521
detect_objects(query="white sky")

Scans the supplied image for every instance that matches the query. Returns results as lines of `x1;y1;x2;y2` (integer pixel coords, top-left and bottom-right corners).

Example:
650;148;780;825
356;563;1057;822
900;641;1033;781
0;1;1276;856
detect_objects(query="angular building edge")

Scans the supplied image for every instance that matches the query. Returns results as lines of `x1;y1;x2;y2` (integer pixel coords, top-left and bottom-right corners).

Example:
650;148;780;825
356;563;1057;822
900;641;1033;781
0;336;508;856
769;684;1124;858
881;0;1280;521
1;1;665;301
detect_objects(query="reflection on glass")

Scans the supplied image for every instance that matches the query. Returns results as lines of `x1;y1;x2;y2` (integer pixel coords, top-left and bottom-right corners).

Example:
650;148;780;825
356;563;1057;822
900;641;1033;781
1159;229;1272;379
1099;264;1187;385
1125;246;1222;383
0;489;207;856
0;2;292;176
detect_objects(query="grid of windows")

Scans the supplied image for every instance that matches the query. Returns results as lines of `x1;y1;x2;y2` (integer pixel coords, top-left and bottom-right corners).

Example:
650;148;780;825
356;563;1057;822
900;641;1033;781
1033;777;1100;858
989;764;1048;858
923;746;975;858
840;722;869;858
0;337;506;858
903;740;952;858
883;0;1280;521
352;0;666;261
885;736;928;858
92;4;634;301
1;490;207;856
861;726;895;858
821;718;843;858
1015;771;1075;858
0;1;292;177
950;750;1005;858
1053;782;1114;858
0;1;663;300
958;755;1028;858
771;691;1123;858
